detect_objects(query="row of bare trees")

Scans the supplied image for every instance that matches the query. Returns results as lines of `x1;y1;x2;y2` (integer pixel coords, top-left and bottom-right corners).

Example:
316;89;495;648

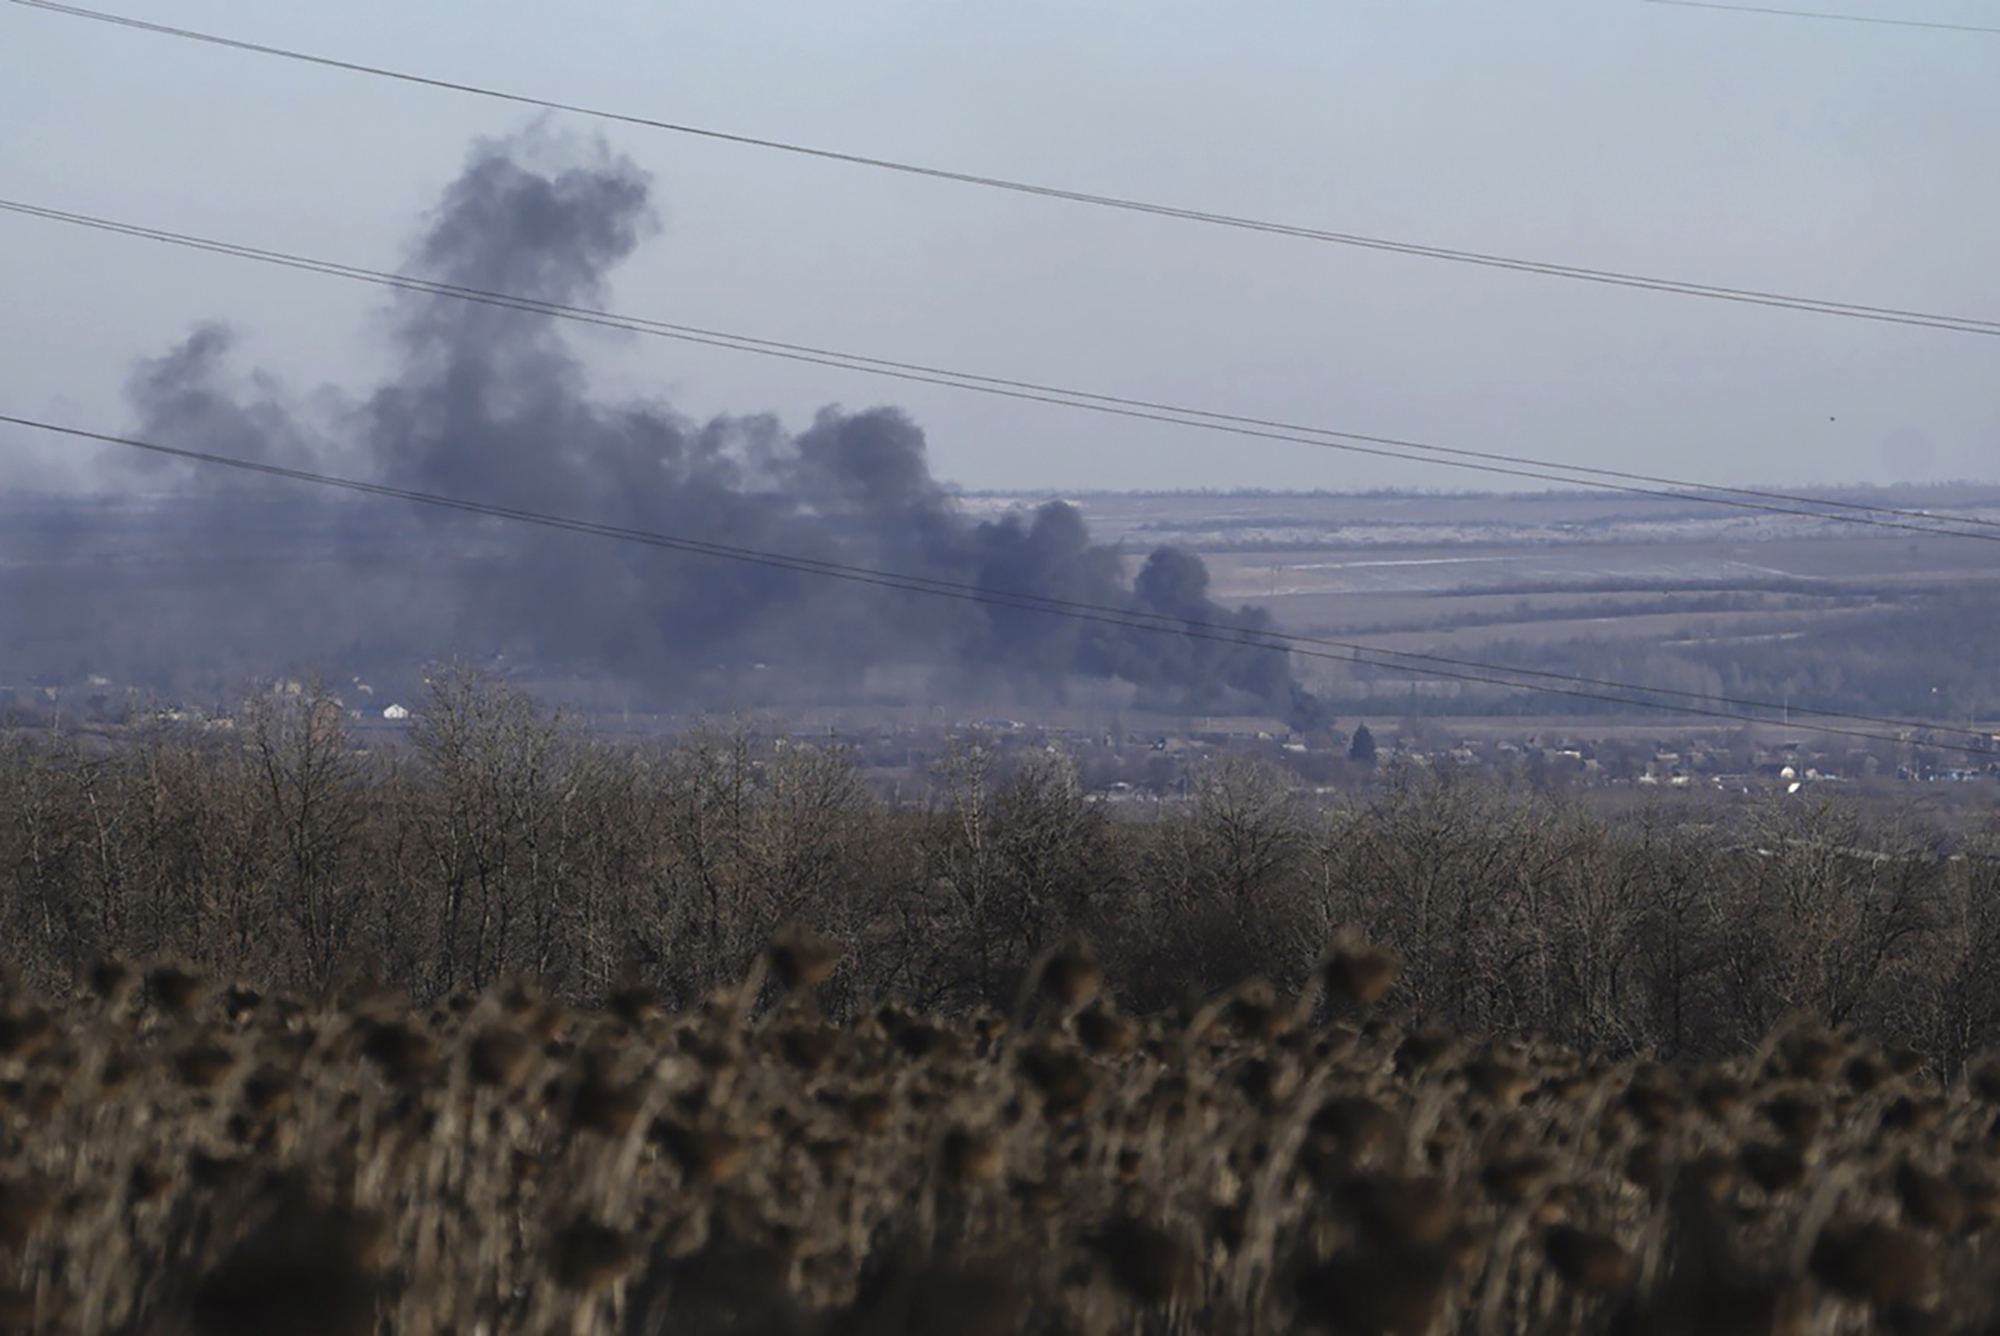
5;670;2000;1066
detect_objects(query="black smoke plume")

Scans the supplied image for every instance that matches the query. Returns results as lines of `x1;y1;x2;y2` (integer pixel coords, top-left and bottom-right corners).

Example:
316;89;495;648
3;131;1329;730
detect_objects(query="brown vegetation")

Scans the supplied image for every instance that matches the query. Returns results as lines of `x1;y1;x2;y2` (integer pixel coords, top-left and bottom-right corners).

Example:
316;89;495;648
6;670;1999;1071
1;932;2000;1331
4;673;2000;1328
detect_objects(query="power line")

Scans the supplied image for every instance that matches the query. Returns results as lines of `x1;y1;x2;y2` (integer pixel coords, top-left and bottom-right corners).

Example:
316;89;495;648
2;411;1992;756
1645;0;2000;34
12;0;2000;340
8;196;2000;546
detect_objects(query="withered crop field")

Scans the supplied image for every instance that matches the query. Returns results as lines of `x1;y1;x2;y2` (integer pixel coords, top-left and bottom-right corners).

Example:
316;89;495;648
4;936;2000;1334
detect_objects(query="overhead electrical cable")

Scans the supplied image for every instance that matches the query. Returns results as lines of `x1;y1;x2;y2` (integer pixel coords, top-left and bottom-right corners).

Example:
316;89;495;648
6;196;2000;545
1;411;1993;756
10;0;2000;338
1644;0;2000;35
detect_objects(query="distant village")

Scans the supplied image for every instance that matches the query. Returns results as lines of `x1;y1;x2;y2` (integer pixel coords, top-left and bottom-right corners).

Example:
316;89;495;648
6;668;1995;805
812;714;2000;803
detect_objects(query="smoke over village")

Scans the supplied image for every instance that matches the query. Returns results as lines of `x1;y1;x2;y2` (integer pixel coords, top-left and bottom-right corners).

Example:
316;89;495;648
5;131;1328;730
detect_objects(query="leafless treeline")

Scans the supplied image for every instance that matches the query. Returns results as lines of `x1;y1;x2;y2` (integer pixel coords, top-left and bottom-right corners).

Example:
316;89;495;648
5;668;1999;1069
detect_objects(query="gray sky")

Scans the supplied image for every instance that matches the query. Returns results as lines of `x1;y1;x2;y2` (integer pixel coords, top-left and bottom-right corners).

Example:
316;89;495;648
2;0;1995;494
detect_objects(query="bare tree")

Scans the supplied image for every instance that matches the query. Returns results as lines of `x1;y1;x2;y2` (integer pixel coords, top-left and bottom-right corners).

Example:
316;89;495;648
241;681;370;991
409;663;565;996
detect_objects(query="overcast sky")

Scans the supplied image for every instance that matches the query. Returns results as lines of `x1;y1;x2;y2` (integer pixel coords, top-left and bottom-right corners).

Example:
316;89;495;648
2;0;1995;494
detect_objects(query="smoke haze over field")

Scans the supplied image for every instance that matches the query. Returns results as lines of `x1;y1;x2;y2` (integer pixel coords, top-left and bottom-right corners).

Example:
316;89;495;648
4;132;1329;728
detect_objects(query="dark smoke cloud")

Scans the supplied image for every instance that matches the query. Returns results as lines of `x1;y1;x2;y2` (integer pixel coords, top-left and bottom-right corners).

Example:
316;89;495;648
2;130;1329;730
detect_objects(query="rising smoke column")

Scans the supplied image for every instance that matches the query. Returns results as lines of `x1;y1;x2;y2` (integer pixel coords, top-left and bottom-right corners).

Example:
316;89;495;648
11;129;1331;728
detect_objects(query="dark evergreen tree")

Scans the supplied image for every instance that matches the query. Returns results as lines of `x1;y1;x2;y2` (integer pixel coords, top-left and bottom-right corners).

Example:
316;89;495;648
1348;724;1378;767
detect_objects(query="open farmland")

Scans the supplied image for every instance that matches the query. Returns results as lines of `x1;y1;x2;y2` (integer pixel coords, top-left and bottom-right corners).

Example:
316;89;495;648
972;488;2000;732
1023;487;2000;635
8;940;2000;1334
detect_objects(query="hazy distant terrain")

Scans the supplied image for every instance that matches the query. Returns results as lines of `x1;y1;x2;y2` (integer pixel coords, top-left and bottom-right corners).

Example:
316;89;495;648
983;486;2000;730
9;483;1998;744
